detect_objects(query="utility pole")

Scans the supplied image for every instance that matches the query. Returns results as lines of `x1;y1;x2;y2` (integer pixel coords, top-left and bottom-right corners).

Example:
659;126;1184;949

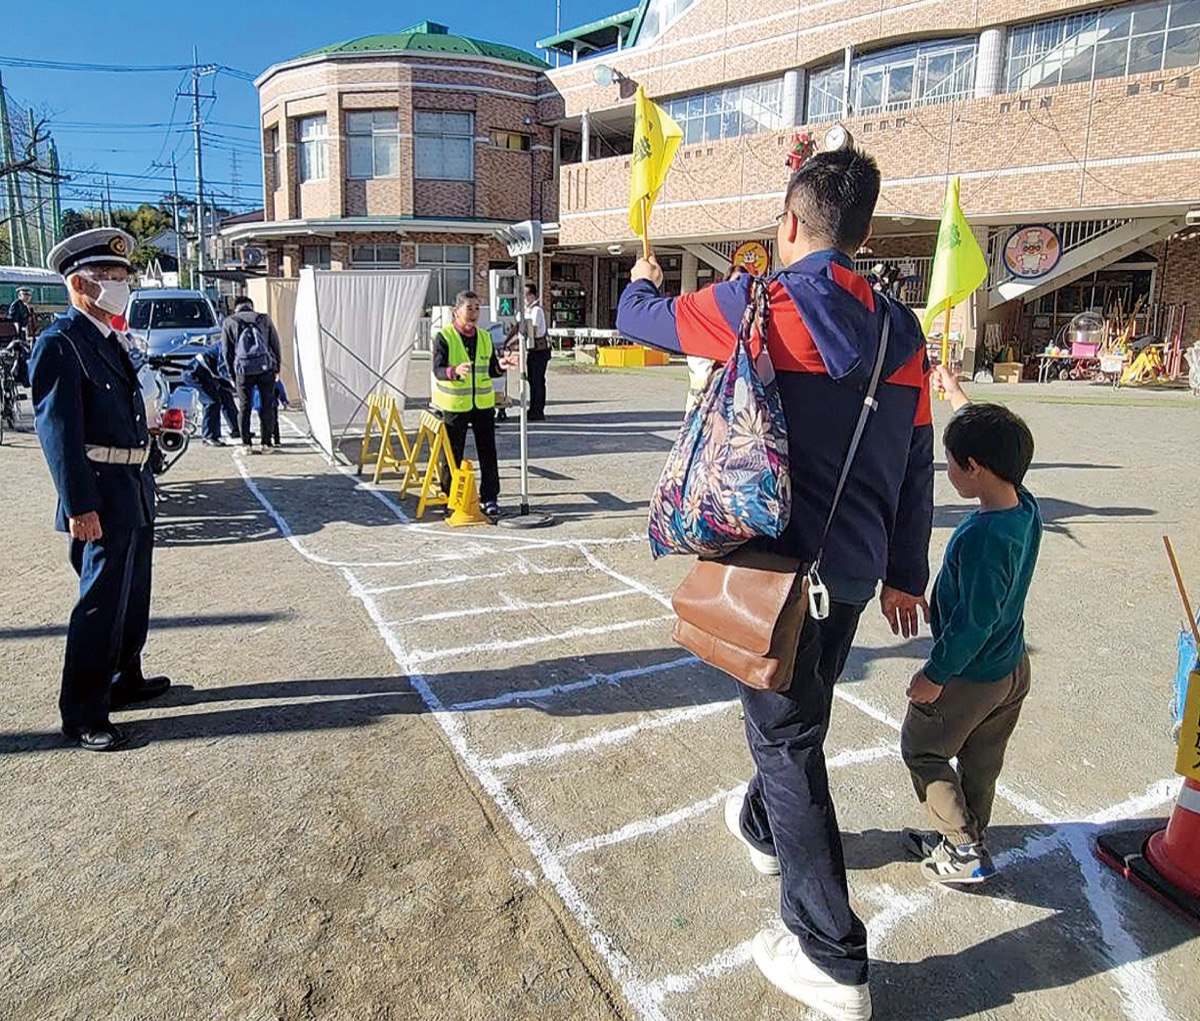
104;173;113;228
47;140;61;244
0;71;29;265
192;50;204;285
170;159;184;285
28;108;47;265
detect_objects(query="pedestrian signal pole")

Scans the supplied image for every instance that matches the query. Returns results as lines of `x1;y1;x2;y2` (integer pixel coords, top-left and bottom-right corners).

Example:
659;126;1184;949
494;220;554;529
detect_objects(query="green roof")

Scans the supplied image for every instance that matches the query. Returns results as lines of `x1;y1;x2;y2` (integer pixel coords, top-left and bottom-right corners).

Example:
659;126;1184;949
536;8;638;52
300;21;548;68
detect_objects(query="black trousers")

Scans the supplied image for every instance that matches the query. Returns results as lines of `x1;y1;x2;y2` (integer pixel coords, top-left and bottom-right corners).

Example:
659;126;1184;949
442;407;499;503
527;348;551;418
737;600;869;986
187;369;238;441
61;526;154;728
237;371;277;447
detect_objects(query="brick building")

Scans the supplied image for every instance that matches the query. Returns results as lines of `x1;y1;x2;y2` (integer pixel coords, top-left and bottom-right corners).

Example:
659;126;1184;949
227;5;1200;366
543;0;1200;367
222;21;565;317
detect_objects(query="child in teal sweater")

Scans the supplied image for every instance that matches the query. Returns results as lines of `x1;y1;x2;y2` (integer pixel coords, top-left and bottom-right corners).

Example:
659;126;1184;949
900;366;1042;884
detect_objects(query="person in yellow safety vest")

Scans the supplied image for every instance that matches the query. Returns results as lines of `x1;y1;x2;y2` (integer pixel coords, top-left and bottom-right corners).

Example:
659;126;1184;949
431;290;516;518
685;264;750;414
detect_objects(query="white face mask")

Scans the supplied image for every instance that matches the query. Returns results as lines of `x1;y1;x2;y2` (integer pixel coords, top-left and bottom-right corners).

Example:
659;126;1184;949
92;278;130;316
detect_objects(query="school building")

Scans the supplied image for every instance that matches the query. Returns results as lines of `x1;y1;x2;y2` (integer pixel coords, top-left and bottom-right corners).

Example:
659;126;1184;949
226;2;1200;367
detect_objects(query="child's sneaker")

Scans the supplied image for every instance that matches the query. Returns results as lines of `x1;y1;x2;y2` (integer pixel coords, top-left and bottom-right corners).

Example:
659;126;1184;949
920;837;996;885
901;828;941;860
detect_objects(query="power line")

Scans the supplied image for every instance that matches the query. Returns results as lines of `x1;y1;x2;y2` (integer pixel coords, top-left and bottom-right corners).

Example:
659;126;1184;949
0;56;258;80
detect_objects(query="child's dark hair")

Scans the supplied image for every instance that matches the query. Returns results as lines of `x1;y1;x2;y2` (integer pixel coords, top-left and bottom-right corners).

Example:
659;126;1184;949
944;403;1035;486
784;148;881;253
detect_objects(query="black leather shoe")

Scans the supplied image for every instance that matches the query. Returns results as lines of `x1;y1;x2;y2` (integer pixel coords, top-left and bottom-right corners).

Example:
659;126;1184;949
62;723;127;752
110;675;171;710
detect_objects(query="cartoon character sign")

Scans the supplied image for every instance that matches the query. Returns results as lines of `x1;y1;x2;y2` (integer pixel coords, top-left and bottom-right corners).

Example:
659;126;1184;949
732;241;770;276
1003;226;1061;279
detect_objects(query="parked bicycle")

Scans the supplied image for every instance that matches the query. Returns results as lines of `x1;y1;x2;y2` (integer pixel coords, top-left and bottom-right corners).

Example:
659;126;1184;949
0;338;29;445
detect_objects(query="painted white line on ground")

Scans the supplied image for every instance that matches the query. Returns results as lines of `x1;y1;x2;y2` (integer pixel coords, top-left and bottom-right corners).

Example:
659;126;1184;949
641;939;755;1005
405;615;674;666
1088;777;1183;825
1064;828;1174;1021
577;543;674;611
827;743;898;769
449;655;700;712
361;563;592;595
390;587;637;626
560;743;894;861
560;786;746;860
236;456;669;1021
485;700;737;771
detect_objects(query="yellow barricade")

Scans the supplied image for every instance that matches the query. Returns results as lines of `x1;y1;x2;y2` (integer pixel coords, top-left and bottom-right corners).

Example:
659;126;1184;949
400;410;459;518
356;394;413;484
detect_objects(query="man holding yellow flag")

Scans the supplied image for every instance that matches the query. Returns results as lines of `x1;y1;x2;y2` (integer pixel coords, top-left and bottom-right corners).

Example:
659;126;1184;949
923;177;989;378
629;86;682;256
618;147;935;1021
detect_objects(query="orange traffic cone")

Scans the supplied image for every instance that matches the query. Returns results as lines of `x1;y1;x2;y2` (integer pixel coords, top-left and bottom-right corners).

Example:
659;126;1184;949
1145;777;1200;900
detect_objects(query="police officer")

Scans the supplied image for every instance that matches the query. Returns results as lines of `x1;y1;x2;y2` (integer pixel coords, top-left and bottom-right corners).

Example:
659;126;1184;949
7;286;34;341
30;228;171;752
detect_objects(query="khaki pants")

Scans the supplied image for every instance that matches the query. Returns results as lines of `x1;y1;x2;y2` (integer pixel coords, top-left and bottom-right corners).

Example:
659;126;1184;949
900;655;1031;845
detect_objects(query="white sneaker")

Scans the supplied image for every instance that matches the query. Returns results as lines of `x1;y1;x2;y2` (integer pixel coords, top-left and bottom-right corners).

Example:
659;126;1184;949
752;927;872;1021
724;792;780;875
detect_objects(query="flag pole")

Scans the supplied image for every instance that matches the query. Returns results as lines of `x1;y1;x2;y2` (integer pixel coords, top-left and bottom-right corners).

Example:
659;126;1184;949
939;304;952;401
640;197;651;260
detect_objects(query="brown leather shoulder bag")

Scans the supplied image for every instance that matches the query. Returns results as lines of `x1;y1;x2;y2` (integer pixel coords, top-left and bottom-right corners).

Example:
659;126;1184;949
671;303;893;692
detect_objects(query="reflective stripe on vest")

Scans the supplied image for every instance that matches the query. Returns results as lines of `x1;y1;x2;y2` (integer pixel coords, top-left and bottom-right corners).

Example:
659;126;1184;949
432;324;495;412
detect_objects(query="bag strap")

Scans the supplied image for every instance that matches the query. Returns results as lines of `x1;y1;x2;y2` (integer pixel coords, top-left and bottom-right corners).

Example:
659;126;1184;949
812;300;892;569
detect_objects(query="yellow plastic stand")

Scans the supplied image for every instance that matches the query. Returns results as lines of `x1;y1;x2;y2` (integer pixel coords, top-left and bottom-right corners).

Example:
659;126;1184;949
446;459;493;527
357;394;413;483
356;393;390;475
400;410;459;519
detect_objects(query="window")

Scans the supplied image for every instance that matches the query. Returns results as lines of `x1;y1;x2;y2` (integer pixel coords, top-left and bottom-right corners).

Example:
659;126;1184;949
1007;1;1200;91
491;130;531;151
415;243;473;307
805;38;977;123
347;110;400;179
414;111;474;181
267;128;280;190
637;0;698;45
301;245;331;269
297;115;328;183
663;78;785;146
127;297;216;331
351;244;402;267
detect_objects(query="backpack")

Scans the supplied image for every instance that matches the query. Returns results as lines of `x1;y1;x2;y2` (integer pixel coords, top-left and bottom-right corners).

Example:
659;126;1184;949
234;315;272;375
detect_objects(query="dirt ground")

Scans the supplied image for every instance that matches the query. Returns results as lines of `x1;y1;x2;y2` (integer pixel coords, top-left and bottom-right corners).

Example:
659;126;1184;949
2;359;1198;1021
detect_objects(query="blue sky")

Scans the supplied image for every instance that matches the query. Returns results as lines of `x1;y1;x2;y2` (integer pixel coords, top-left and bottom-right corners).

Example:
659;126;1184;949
1;1;616;214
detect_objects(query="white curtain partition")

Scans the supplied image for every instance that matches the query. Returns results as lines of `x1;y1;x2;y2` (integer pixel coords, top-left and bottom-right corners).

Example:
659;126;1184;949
293;268;430;460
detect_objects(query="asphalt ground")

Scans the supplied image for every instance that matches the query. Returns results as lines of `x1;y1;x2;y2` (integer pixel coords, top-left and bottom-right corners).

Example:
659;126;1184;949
2;359;1198;1021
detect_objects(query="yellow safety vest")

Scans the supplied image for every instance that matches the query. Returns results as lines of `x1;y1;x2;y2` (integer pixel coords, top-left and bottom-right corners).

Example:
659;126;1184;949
433;323;495;413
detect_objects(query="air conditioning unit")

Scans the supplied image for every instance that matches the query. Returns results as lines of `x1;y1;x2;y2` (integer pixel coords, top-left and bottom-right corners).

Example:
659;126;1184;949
242;246;264;267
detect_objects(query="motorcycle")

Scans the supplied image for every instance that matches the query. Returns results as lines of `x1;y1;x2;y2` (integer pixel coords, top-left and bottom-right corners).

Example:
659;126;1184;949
126;335;200;478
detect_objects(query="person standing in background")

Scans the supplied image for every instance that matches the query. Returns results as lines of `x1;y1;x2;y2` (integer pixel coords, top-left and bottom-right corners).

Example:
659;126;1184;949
221;295;282;454
506;283;551;421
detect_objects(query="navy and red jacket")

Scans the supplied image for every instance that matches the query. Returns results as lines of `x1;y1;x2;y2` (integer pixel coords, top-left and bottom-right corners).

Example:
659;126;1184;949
616;249;934;602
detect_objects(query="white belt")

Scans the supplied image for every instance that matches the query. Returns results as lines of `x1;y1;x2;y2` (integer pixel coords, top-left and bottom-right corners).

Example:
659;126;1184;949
85;445;149;466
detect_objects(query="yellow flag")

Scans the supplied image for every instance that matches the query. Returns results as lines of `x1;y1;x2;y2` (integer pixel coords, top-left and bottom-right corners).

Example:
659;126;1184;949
921;176;988;335
629;85;682;239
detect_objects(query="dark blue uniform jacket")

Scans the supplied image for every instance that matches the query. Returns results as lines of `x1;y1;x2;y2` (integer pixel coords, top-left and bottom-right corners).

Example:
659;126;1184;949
30;307;156;533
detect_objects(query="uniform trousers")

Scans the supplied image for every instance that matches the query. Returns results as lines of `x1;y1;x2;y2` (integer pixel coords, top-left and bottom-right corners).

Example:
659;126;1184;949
442;408;499;503
61;525;154;728
737;600;869;987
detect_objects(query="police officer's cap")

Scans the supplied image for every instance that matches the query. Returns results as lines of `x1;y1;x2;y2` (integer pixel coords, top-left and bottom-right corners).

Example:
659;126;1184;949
46;227;135;279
